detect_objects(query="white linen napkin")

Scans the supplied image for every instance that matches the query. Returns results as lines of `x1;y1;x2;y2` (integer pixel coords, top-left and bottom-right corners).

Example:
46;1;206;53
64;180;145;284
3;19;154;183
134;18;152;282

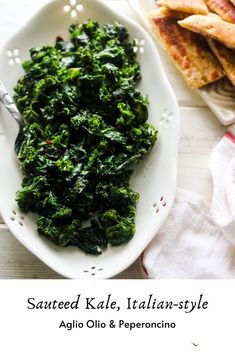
141;125;235;279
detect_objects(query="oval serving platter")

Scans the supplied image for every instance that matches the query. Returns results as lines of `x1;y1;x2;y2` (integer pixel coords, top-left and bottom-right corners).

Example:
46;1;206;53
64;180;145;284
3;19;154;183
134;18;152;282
129;0;235;126
0;0;179;278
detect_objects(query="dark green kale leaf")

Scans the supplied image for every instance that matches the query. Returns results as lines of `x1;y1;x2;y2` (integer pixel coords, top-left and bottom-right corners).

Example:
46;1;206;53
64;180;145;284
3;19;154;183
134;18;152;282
14;20;158;255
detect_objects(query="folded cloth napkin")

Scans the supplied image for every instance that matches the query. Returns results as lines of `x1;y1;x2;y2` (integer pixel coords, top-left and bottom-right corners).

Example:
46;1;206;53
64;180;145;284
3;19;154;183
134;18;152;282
141;125;235;279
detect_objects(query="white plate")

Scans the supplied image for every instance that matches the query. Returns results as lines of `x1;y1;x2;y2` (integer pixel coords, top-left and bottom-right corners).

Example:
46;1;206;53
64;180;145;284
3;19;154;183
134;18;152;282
129;0;235;125
0;0;179;278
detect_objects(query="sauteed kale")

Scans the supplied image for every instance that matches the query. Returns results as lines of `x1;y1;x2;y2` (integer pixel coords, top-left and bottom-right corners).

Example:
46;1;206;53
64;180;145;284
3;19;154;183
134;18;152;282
14;20;157;255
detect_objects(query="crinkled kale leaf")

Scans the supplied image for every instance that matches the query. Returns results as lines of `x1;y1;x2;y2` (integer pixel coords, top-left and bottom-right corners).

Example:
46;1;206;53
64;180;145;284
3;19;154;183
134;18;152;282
14;21;158;255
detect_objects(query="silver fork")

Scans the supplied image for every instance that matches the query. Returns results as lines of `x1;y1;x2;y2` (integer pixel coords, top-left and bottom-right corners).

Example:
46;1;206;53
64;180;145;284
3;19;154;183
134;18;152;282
0;80;24;155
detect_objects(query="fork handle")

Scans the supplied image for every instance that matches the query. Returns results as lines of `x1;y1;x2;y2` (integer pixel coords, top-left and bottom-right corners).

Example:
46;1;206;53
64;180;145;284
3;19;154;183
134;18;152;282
0;80;22;127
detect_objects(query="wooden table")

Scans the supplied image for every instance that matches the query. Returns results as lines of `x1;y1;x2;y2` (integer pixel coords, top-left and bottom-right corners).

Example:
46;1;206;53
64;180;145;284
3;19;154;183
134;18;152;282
0;0;226;278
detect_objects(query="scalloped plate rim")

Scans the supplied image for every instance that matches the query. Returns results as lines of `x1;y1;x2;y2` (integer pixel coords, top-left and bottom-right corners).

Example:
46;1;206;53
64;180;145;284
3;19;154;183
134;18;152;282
0;0;180;278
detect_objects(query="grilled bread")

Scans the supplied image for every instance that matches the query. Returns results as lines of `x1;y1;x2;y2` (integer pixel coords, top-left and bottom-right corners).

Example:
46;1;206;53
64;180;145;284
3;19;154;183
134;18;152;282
204;0;235;23
157;0;208;14
178;14;235;49
148;11;224;88
207;38;235;86
152;6;188;19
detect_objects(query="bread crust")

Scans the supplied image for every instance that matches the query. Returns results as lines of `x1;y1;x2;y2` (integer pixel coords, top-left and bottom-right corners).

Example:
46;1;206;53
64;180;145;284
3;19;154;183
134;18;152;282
157;0;208;15
207;39;235;86
204;0;235;23
179;14;235;49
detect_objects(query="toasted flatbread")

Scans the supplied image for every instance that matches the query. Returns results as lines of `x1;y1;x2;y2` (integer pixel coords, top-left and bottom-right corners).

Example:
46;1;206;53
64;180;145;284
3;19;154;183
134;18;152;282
178;14;235;49
152;6;188;19
204;0;235;23
148;12;224;89
231;0;235;5
207;39;235;86
157;0;208;14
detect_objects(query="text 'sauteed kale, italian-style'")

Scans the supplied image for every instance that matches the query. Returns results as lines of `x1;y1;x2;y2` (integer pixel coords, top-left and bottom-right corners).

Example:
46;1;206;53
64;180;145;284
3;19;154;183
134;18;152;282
13;20;158;255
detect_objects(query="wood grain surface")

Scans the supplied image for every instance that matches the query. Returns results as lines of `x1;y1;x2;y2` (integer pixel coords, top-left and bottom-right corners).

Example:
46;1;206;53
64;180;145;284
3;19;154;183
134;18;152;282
0;0;225;278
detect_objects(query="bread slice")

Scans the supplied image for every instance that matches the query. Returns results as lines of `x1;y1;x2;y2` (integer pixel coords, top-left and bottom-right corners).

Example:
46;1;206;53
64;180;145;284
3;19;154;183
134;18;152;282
157;0;208;14
178;14;235;49
152;6;188;19
204;0;235;23
207;38;235;86
148;11;224;89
